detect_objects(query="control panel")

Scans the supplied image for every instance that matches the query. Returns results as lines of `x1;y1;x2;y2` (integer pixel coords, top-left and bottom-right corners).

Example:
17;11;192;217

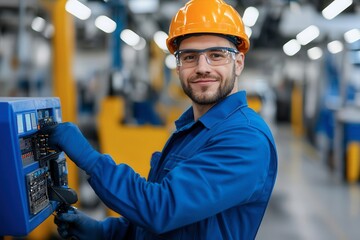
0;98;76;236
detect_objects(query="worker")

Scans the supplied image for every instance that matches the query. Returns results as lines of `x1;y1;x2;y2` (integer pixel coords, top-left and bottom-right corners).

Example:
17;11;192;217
50;0;278;239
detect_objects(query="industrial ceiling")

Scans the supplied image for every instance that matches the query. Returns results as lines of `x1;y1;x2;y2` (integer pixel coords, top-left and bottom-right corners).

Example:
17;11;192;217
0;0;359;54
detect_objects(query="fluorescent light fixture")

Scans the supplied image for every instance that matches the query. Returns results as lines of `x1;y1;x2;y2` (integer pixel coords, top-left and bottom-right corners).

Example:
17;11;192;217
43;24;54;38
322;0;353;20
307;47;323;60
283;39;301;56
245;26;252;38
133;37;147;51
129;0;159;14
95;15;116;33
344;29;360;43
243;7;259;27
165;54;177;69
120;29;141;46
327;40;343;54
31;17;46;32
153;31;168;51
296;25;320;45
65;0;91;20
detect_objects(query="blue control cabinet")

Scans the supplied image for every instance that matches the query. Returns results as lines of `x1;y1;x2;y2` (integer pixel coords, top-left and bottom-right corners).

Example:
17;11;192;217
0;97;69;236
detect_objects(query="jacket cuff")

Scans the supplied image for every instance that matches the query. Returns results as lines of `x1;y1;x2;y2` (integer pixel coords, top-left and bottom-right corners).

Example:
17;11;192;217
101;217;130;239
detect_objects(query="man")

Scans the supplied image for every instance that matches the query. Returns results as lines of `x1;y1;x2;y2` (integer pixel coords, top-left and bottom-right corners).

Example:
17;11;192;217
51;0;278;239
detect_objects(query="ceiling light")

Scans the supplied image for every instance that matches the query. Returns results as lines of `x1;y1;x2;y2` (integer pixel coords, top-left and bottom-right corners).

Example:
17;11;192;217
296;25;320;45
243;7;259;27
327;40;343;54
129;0;159;14
43;24;54;38
153;31;168;51
283;39;301;56
31;17;46;32
65;0;91;20
245;26;252;38
307;47;323;60
322;0;353;20
133;37;147;51
344;29;360;43
165;54;176;69
120;29;141;46
95;15;116;33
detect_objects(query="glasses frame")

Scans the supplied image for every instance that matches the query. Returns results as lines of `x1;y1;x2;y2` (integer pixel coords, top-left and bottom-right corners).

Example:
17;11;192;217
174;47;239;68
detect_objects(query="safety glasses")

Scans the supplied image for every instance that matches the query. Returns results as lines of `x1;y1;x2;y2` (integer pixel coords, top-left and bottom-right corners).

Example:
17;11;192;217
174;47;239;68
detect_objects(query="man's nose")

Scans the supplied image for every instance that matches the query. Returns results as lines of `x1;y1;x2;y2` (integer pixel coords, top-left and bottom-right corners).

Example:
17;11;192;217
196;54;211;72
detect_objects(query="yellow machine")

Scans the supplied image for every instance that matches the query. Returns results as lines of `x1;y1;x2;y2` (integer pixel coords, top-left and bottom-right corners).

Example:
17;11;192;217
97;96;169;216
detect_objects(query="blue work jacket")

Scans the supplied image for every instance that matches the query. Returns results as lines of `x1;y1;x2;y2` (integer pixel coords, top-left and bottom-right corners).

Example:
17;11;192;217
84;91;278;239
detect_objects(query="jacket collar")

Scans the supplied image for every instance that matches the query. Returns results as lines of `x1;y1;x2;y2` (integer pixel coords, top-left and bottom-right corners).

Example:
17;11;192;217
175;91;248;131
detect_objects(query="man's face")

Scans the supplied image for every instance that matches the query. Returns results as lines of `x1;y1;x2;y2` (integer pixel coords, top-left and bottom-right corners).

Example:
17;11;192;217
176;35;245;106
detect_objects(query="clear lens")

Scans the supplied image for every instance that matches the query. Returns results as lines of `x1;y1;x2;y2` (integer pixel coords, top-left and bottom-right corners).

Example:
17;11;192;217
175;47;239;68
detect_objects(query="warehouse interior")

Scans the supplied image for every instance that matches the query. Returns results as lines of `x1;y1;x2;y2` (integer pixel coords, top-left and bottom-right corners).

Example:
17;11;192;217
0;0;360;239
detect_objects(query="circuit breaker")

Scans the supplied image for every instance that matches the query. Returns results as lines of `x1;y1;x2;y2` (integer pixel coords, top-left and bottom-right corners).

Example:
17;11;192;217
0;97;77;236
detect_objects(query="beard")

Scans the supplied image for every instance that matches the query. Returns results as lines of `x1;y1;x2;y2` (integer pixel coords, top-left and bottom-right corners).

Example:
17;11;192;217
180;64;237;106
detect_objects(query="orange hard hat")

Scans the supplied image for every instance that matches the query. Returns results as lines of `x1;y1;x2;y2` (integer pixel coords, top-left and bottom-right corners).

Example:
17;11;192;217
166;0;250;54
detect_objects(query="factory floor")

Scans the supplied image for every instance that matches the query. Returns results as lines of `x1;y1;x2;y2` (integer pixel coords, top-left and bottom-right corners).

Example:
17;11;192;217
257;124;360;240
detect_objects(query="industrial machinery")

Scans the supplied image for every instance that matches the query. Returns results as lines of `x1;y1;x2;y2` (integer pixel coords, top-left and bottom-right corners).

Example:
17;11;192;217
0;97;77;237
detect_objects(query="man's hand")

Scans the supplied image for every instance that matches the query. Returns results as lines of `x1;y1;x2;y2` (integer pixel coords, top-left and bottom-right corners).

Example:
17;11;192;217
55;208;103;240
48;122;101;170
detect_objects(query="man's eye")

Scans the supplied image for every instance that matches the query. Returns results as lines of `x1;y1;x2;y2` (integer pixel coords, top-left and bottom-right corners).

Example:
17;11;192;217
210;53;222;58
182;54;197;62
209;51;227;60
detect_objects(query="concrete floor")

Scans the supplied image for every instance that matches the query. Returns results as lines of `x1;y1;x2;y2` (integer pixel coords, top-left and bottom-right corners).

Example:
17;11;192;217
257;124;360;240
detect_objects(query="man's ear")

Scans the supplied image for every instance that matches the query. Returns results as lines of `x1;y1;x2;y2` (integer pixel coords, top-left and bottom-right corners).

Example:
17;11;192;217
235;52;245;76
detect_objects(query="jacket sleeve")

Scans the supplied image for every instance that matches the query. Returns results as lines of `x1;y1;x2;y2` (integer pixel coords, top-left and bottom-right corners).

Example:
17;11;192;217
84;126;273;234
